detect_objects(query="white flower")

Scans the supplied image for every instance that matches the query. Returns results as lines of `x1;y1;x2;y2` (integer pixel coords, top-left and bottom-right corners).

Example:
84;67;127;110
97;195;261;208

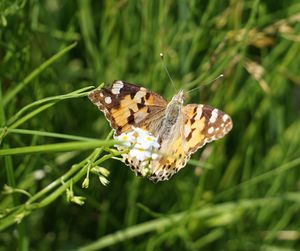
114;127;161;164
151;153;159;160
136;133;160;150
129;143;151;161
114;131;136;147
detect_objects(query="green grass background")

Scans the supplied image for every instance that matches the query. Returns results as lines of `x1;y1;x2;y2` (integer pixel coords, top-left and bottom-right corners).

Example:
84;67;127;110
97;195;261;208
1;0;300;250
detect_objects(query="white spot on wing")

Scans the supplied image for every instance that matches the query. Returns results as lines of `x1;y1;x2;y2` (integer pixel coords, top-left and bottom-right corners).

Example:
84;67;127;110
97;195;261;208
111;81;124;95
134;91;145;102
104;96;112;104
111;89;120;94
209;108;219;123
222;114;230;122
208;127;214;134
195;106;203;120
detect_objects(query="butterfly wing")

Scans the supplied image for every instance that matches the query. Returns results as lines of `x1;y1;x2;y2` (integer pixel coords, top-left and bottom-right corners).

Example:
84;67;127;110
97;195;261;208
182;104;233;154
88;81;168;135
147;104;233;182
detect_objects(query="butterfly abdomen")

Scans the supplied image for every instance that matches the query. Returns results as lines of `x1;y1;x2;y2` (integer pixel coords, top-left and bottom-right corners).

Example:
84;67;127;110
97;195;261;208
166;102;181;124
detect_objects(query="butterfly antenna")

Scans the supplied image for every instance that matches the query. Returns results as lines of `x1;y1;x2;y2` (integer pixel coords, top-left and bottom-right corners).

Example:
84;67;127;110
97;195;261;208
186;74;224;94
160;53;177;91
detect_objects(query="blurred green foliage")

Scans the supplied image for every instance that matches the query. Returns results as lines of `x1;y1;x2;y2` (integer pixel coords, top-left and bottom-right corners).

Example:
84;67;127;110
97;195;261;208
1;0;300;250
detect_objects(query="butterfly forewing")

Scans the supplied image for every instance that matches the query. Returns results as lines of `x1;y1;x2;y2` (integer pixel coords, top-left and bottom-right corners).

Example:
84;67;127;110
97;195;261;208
88;81;167;135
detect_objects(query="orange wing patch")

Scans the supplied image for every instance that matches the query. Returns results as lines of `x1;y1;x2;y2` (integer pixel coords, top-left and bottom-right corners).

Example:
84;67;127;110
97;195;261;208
149;132;186;181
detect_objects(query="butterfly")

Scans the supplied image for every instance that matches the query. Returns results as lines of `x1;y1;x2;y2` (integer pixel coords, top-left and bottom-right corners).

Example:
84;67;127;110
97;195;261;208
88;80;233;182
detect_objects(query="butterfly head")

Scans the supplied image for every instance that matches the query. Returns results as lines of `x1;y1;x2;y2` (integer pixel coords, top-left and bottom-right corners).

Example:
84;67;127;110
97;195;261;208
171;90;185;105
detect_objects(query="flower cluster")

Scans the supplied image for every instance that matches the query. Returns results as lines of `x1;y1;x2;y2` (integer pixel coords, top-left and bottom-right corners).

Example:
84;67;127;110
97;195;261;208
114;127;160;176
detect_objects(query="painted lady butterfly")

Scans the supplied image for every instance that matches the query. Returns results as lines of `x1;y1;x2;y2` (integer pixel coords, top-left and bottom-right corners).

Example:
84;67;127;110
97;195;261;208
89;80;233;182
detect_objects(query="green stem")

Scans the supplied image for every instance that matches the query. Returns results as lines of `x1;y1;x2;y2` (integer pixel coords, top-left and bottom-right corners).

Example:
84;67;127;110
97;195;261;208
0;140;115;156
0;128;98;142
9;103;54;129
1;80;29;250
37;165;89;208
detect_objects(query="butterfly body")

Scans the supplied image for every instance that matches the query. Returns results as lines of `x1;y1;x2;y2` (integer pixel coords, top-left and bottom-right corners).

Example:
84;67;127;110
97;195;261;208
155;91;183;141
89;81;232;182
